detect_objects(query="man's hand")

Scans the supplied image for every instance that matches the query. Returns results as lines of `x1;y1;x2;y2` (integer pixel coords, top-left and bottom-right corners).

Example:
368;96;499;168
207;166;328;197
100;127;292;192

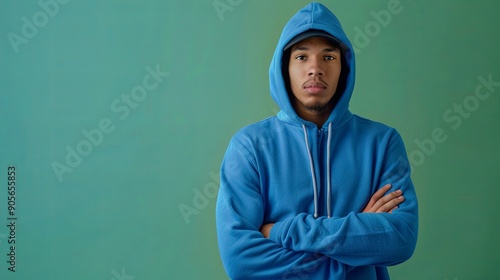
260;223;274;238
363;184;404;213
260;184;402;238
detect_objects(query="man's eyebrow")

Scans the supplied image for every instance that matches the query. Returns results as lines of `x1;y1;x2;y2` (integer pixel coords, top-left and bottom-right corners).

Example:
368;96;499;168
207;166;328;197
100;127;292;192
323;47;340;52
291;46;309;52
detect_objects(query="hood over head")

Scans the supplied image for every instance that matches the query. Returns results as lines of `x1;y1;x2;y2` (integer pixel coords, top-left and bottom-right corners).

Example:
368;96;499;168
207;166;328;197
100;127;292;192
269;2;356;128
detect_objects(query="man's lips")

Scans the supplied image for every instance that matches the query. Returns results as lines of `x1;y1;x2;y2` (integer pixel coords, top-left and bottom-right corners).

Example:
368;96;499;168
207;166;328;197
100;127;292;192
303;81;327;94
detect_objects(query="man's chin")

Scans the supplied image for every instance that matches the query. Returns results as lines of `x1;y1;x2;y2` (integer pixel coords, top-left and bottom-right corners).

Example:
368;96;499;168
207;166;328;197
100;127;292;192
304;103;330;113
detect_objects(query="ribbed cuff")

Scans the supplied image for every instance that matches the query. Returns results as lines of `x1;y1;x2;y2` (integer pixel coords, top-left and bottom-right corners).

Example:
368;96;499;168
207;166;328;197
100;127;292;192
269;221;282;245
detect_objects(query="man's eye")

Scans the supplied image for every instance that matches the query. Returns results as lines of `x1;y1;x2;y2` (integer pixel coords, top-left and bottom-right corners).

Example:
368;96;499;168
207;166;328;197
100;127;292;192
295;55;306;60
324;56;335;61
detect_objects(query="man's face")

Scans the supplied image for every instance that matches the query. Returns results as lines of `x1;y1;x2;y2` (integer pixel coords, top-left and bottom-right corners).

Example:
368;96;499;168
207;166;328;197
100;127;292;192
288;36;342;114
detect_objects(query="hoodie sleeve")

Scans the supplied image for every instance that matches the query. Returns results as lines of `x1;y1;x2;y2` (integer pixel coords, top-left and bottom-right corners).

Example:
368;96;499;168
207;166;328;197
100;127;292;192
216;139;347;279
269;131;418;267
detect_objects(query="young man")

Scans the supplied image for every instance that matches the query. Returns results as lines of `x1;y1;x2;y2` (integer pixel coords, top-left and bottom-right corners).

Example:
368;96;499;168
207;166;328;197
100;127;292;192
216;2;418;279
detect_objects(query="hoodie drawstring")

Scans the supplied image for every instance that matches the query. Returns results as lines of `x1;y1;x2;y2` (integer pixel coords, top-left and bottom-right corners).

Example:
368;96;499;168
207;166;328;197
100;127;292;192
302;124;319;219
326;122;332;218
302;123;333;219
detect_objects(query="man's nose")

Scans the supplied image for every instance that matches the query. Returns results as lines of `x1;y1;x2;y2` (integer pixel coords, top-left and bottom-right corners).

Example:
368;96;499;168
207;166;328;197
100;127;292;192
308;58;324;76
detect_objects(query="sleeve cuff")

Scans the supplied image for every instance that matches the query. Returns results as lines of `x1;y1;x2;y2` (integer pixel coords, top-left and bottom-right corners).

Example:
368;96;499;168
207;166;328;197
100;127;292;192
269;216;294;247
269;221;282;245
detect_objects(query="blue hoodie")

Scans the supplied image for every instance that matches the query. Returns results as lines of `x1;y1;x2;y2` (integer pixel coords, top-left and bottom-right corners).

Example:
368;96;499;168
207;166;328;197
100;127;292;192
216;2;418;279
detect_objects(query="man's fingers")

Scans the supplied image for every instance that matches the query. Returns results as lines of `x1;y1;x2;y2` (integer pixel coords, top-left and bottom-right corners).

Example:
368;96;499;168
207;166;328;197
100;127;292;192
372;184;392;201
376;195;405;213
388;206;399;214
366;184;392;208
374;189;402;206
363;184;405;213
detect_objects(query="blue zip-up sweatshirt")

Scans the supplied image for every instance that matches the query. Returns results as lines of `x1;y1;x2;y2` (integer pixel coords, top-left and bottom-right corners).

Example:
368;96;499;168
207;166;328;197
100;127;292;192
216;2;418;279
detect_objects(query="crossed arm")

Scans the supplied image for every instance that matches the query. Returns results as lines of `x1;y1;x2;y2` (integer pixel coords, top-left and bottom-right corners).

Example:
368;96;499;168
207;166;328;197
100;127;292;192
217;133;418;279
260;183;404;238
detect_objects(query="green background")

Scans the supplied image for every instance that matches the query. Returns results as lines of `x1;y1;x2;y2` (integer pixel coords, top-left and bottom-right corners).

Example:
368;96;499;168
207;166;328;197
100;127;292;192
1;0;499;279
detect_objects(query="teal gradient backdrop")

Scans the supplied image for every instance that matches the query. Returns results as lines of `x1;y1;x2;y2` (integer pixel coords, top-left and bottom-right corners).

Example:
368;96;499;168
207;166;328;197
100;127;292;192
0;0;499;279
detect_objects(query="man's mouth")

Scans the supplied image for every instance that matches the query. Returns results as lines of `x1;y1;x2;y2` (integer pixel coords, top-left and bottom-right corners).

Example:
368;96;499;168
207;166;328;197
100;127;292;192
304;81;327;94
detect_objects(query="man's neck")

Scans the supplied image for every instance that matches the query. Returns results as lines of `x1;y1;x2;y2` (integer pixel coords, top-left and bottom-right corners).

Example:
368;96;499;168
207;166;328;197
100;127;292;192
297;106;333;128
